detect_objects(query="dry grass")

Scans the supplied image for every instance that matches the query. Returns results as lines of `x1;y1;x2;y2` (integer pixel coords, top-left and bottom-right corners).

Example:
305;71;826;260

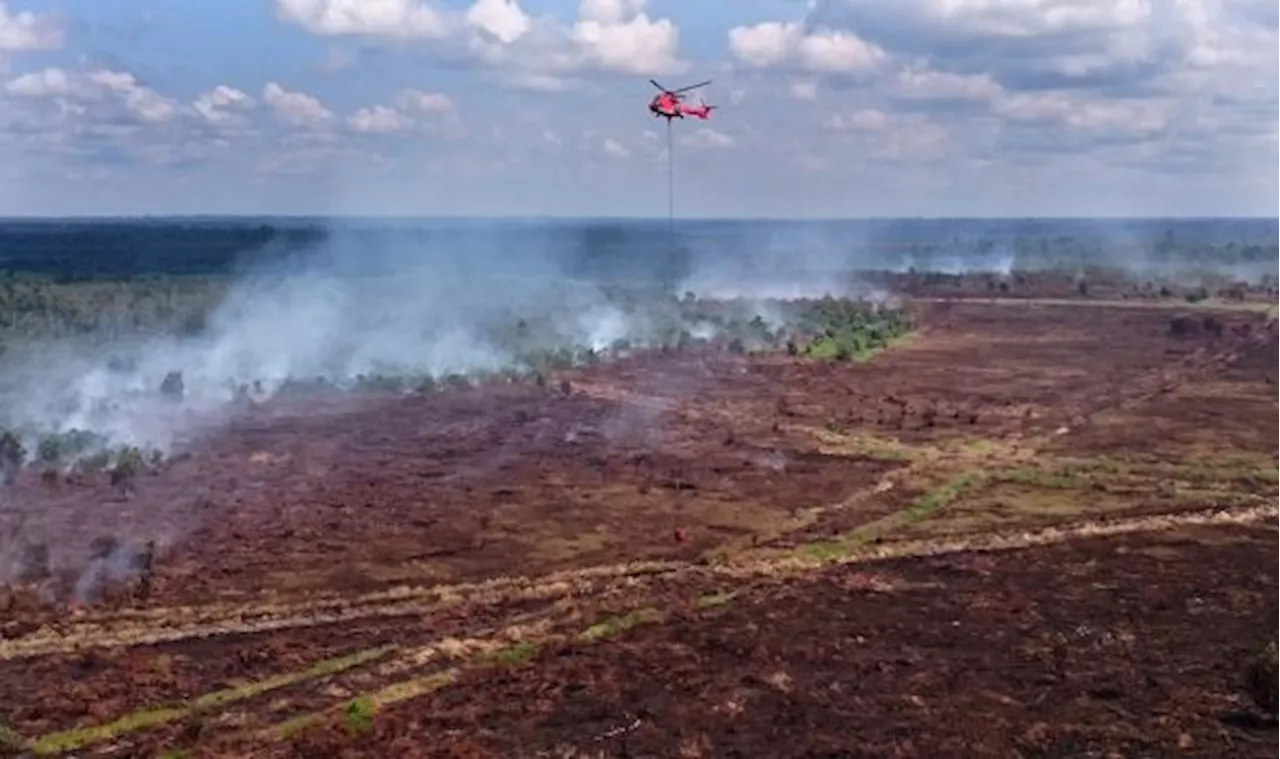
6;302;1275;757
26;646;394;755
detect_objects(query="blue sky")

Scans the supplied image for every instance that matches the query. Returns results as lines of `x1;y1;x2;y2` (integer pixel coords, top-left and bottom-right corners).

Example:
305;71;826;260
0;0;1276;217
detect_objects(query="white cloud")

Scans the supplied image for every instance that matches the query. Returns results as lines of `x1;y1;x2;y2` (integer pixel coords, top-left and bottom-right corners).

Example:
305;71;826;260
466;0;531;44
393;88;455;115
4;66;70;97
601;136;629;157
578;0;644;25
274;0;686;83
823;109;888;132
5;66;178;124
731;0;1276;176
347;104;412;133
2;0;1274;214
274;0;450;39
0;1;63;52
822;108;952;162
346;89;460;135
728;22;885;73
788;80;818;100
193;85;256;129
262;81;335;128
680;127;735;150
883;0;1152;38
893;65;1001;103
89;71;178;124
994;90;1173;135
504;71;574;92
570;0;682;76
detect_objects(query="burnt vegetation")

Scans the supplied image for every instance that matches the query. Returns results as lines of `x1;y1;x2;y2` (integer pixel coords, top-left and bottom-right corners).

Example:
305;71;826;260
0;218;1275;757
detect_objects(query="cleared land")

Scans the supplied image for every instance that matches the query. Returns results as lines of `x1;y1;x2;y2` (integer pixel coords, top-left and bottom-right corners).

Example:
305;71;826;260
0;297;1276;758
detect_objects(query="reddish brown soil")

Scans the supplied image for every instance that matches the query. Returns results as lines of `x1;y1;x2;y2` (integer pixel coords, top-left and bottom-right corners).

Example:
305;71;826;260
213;523;1276;759
0;617;402;737
1;301;1268;611
0;299;1274;758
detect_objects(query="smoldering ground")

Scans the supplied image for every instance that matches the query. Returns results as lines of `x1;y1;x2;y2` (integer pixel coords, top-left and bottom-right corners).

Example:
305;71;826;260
3;216;1264;605
0;222;881;604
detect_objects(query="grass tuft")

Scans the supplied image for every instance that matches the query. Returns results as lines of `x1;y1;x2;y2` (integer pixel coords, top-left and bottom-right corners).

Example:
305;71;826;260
578;608;663;643
694;590;738;610
29;646;394;755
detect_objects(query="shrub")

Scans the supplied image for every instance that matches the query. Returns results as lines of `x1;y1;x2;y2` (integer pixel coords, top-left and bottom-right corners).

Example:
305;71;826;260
1245;640;1278;717
159;370;185;401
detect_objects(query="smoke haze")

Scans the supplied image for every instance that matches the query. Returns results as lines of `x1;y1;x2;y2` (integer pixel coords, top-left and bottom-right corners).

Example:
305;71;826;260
0;216;1273;455
0;216;1274;602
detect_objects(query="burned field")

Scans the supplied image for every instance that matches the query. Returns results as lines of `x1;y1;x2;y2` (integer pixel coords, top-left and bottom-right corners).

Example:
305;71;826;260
0;297;1276;757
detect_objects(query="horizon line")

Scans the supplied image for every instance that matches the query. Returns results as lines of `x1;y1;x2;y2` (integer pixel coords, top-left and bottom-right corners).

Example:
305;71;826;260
0;213;1276;223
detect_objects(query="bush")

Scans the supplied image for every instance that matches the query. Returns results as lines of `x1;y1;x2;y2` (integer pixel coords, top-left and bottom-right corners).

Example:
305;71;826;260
110;446;146;489
1245;640;1278;717
1169;315;1197;337
0;431;24;484
159;370;185;401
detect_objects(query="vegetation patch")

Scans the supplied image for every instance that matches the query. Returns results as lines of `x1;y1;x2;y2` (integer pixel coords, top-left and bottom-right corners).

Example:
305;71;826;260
798;471;987;561
482;640;541;666
694;590;738;610
342;696;377;735
795;301;915;362
806;426;924;463
28;646;394;755
0;722;20;750
266;670;458;743
578;608;664;643
990;466;1084;490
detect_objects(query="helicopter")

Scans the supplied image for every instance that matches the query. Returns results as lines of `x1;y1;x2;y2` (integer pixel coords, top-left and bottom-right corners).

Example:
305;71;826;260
648;78;717;121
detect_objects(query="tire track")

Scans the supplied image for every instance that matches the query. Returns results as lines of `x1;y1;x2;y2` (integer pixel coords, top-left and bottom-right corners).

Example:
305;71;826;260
4;303;1270;661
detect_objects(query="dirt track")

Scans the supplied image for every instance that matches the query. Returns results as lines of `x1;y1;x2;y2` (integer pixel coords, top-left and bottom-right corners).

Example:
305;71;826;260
0;298;1275;757
258;523;1276;759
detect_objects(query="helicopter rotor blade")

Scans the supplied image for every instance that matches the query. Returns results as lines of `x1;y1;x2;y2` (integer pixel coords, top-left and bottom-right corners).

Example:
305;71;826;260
649;79;670;93
672;79;711;94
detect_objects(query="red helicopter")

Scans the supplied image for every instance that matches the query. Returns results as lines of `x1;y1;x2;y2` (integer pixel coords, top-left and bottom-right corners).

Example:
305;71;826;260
648;79;717;121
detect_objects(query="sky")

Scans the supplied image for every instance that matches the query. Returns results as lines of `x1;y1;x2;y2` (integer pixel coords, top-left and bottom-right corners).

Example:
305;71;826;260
0;0;1276;217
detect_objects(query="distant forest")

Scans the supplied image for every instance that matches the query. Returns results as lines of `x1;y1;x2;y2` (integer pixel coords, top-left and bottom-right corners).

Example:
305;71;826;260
0;217;1275;281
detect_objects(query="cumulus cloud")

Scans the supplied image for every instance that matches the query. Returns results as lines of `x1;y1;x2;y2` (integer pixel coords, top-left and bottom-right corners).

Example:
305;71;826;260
0;65;246;175
275;0;450;39
347;105;412;134
799;0;1276;94
892;65;1001;104
193;85;256;129
570;0;682;76
394;88;455;115
732;0;1276;175
262;81;335;128
5;67;178;125
601;136;629;157
466;0;531;44
728;21;886;73
274;0;685;84
346;89;458;134
0;52;463;181
0;1;63;52
1;0;1274;213
821;107;952;163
